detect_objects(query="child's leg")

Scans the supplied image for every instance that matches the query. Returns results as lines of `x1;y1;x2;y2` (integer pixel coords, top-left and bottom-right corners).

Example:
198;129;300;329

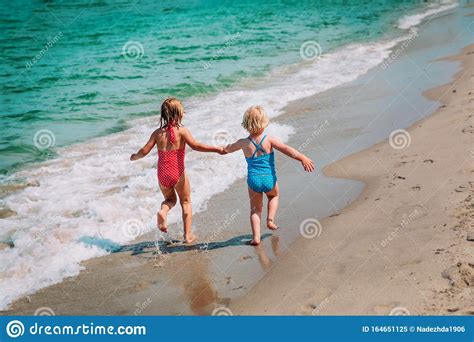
265;182;279;230
175;172;195;243
248;187;263;245
158;184;177;233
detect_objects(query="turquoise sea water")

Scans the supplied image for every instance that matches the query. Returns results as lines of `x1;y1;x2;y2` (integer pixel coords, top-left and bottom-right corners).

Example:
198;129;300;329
1;0;432;174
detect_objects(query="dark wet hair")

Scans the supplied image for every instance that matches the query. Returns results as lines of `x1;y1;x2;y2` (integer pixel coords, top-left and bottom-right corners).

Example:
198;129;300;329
160;97;184;128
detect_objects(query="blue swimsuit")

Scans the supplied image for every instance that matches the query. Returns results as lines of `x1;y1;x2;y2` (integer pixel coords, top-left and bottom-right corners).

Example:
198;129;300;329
245;134;277;193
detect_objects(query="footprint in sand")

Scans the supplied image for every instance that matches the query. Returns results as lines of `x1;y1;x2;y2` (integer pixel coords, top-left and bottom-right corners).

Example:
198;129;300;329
441;262;474;288
461;125;474;133
392;174;406;180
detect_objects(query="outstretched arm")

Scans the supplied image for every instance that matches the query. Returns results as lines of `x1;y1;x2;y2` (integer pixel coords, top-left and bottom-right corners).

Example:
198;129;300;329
270;137;315;172
181;127;225;154
223;139;244;154
130;131;156;161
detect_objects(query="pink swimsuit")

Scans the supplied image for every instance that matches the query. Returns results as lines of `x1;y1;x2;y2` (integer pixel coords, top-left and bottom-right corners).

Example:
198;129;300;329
157;124;185;188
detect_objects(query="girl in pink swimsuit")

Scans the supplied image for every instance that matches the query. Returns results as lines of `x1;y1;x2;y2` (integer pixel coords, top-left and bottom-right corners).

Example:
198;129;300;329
130;97;225;243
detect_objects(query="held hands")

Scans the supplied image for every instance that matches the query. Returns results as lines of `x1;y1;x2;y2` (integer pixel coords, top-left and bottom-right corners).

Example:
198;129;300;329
218;147;228;155
301;156;315;172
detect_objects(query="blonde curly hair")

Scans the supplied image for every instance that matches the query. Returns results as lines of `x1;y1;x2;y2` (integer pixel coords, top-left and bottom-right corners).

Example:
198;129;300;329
241;106;269;134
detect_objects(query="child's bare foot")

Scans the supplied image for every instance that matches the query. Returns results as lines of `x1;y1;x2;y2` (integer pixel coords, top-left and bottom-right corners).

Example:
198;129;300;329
266;218;279;230
184;234;197;244
157;210;168;233
250;239;261;246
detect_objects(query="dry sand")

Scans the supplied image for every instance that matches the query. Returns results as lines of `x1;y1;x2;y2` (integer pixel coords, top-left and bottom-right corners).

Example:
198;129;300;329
230;45;474;315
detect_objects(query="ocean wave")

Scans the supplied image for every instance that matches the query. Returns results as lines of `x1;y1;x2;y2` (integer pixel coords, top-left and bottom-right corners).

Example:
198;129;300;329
397;1;459;30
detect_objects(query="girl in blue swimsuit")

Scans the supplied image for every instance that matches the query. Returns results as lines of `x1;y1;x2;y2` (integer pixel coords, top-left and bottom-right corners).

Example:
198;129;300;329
224;106;315;245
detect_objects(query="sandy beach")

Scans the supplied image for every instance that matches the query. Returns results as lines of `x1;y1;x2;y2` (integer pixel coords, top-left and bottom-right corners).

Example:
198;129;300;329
1;3;472;317
4;44;472;316
231;45;474;315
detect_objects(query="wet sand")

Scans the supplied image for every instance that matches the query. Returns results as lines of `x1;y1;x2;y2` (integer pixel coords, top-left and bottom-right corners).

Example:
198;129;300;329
231;45;474;315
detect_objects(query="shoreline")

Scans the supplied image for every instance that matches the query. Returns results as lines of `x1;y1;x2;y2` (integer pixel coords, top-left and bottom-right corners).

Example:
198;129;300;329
1;6;472;315
230;44;474;315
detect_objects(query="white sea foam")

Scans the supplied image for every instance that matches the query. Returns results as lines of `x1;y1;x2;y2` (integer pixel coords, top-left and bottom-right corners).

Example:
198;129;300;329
397;1;458;30
0;4;449;309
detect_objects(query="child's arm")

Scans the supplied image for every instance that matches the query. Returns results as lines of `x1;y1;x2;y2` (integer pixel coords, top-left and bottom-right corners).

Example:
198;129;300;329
130;131;156;161
270;137;315;172
181;127;225;154
223;139;245;154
